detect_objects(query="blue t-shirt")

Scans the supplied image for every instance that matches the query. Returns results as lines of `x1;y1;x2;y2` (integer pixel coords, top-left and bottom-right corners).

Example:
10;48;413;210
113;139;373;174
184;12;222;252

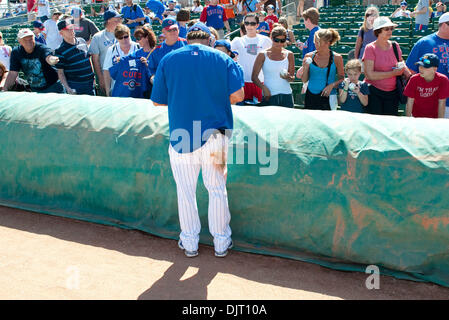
121;4;145;29
244;0;258;12
406;32;449;106
257;21;270;37
303;26;319;58
148;38;187;75
35;33;46;45
151;44;244;153
145;0;165;20
338;81;370;113
178;23;188;39
109;53;150;98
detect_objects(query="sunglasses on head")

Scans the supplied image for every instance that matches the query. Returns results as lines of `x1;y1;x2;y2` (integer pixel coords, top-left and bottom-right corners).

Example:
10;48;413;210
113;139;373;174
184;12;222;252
273;37;286;43
244;21;258;26
117;35;129;40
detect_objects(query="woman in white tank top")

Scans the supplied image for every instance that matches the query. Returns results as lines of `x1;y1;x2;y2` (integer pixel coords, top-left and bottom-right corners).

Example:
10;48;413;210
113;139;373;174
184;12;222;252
251;25;295;108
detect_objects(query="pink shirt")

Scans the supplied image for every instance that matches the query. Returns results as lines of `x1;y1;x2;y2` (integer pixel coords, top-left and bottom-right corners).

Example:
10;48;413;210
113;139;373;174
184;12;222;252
362;41;402;92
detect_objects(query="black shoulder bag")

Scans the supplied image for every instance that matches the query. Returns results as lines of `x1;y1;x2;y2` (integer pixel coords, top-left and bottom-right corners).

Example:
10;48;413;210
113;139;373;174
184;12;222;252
392;41;408;104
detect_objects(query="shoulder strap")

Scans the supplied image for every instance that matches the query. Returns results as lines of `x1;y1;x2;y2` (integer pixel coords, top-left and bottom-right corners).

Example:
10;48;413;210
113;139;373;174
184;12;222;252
361;28;364;41
392;41;400;62
325;50;334;86
243;0;252;12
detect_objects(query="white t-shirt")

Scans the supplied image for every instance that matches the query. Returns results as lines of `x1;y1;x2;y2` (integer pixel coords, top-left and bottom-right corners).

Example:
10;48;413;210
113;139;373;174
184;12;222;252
37;0;51;18
0;45;12;71
231;34;272;83
43;19;63;51
392;9;411;18
103;41;139;90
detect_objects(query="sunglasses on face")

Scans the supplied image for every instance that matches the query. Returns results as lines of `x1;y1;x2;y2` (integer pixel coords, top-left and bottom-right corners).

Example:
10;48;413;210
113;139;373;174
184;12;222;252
244;21;257;26
273;37;286;43
135;36;143;41
117;35;129;40
383;27;394;31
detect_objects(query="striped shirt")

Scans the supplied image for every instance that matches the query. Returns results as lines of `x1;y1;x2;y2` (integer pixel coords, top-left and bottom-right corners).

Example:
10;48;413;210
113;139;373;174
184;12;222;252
55;38;94;83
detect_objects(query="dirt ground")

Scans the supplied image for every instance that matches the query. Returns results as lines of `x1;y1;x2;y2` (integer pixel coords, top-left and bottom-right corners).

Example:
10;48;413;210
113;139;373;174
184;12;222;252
0;205;448;300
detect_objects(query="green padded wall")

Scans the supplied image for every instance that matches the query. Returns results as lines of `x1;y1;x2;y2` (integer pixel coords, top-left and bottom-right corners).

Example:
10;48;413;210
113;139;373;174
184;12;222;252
0;92;448;287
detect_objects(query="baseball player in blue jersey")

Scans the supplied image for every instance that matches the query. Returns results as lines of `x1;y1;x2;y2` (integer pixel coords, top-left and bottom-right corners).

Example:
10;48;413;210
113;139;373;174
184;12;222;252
151;22;244;258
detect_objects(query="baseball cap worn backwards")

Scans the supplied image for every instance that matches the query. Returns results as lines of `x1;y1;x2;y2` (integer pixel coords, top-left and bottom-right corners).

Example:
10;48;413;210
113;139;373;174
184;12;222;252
162;17;178;30
439;12;449;24
416;53;439;68
104;9;122;22
187;22;211;35
17;28;34;39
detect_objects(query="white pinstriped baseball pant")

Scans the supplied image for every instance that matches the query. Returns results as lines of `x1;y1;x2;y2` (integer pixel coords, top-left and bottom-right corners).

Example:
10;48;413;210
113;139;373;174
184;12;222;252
169;132;232;253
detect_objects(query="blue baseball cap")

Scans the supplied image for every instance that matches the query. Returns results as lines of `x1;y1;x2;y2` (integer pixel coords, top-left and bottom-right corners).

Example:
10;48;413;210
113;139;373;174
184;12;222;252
187;22;211;35
214;39;235;58
103;9;122;22
416;53;439;68
71;6;83;17
162;17;178;30
32;20;44;29
400;1;407;6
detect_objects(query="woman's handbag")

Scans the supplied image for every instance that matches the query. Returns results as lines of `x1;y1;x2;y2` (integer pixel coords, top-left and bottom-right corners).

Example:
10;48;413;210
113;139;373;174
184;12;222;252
392;41;408;104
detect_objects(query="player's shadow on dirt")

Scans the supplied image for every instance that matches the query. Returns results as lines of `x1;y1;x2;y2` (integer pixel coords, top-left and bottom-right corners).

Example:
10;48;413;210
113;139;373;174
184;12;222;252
137;259;216;300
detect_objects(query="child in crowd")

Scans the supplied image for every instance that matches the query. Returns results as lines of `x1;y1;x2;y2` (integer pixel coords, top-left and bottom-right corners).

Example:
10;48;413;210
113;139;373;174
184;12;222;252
278;17;295;46
264;4;278;32
338;59;369;113
257;11;270;37
404;53;449;118
176;9;190;38
32;20;46;45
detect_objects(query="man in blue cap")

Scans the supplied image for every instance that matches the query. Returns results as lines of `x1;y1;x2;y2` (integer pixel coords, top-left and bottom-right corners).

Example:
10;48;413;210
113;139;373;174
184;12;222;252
151;22;244;258
406;12;449;118
391;1;411;18
404;53;449;118
88;9;122;95
145;0;165;24
148;17;187;84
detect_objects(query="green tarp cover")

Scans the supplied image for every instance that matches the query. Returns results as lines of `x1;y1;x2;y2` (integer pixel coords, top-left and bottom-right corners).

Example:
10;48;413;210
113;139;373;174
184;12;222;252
0;92;448;287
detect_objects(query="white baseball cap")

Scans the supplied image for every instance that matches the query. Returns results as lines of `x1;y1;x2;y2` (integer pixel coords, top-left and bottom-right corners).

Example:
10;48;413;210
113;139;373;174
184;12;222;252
372;16;398;31
17;28;34;39
438;12;449;24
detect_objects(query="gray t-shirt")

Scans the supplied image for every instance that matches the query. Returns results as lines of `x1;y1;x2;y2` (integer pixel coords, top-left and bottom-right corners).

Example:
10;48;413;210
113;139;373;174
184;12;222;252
71;18;100;42
88;30;116;69
357;28;377;59
415;0;430;26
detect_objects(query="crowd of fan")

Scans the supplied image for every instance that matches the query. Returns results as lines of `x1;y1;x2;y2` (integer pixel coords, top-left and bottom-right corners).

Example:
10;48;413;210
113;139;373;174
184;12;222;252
1;0;449;119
